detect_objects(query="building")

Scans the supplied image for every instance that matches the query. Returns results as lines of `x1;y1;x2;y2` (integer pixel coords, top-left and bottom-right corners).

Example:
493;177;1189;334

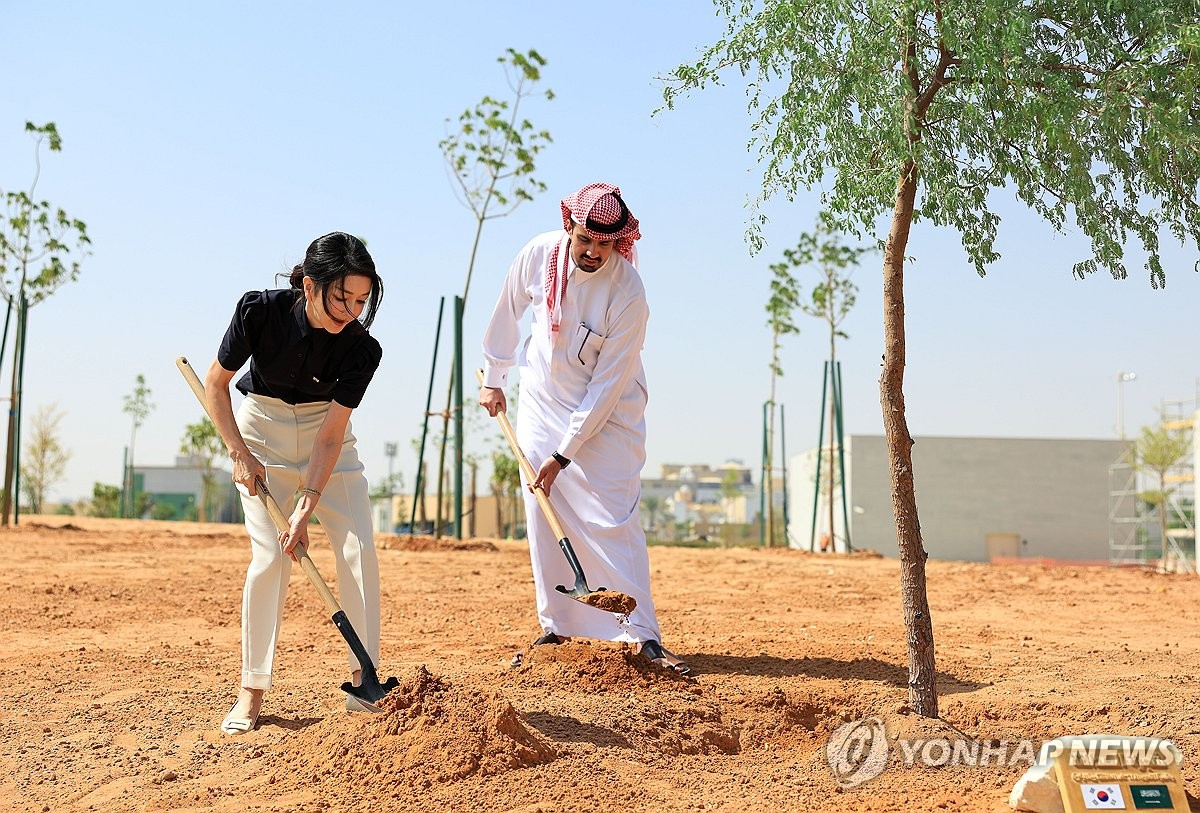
378;492;513;539
135;455;240;522
641;461;758;539
788;435;1131;562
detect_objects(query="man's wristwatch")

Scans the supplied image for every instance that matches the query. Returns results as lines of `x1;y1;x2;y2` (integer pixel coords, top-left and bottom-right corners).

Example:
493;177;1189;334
552;451;571;469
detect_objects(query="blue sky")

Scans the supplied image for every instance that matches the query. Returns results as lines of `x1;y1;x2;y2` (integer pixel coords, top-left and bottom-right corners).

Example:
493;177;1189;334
2;1;1197;505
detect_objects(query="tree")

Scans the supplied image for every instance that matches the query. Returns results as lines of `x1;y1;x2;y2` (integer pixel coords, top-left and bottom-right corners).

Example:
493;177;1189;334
664;2;1200;717
441;47;554;309
783;215;872;551
370;471;406;532
718;470;744;540
763;256;802;546
432;48;554;536
641;494;664;540
370;471;405;500
180;418;226;522
1135;420;1193;566
0;122;91;524
150;502;177;521
88;483;120;518
489;450;520;537
19;403;69;513
122;374;154;518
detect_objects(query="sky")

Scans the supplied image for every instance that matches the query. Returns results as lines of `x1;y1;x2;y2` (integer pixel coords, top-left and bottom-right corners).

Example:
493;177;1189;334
2;1;1197;506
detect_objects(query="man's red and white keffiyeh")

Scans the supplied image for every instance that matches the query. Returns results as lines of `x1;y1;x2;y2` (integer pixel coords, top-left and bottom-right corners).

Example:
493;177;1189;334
545;182;642;336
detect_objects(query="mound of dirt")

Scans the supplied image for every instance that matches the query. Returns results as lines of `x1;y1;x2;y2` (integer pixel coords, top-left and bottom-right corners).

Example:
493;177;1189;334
509;639;695;693
380;534;499;552
610;694;742;756
26;521;84;532
272;666;554;798
731;686;835;751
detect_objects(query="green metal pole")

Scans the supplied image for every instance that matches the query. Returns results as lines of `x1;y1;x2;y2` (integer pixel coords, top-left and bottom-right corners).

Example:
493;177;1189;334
0;294;10;519
453;296;464;540
810;361;829;551
759;401;767;547
780;402;789;547
834;361;852;552
410;297;445;532
0;297;12;390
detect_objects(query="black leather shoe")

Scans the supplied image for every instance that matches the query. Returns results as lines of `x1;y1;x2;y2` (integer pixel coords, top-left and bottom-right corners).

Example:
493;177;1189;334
637;639;693;676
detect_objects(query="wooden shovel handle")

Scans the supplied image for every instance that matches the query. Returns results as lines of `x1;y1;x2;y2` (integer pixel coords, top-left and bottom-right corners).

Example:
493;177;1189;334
174;356;341;617
475;368;569;541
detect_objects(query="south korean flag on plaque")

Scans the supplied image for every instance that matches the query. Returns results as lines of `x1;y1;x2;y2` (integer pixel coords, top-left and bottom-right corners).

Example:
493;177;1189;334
1081;784;1127;809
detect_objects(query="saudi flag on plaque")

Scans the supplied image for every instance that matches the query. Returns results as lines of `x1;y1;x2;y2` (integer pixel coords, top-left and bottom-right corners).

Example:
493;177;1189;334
1081;784;1126;809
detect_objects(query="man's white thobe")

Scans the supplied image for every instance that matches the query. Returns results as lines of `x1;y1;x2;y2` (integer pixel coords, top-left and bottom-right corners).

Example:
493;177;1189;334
482;230;662;643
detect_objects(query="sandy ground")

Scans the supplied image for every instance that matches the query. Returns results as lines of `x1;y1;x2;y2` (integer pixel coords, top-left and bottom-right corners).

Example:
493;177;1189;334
1;515;1199;812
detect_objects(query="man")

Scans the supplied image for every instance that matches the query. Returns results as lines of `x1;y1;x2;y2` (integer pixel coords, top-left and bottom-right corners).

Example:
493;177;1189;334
479;182;689;674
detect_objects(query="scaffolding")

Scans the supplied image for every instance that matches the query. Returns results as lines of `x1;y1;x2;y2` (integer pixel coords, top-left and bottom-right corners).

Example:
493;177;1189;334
1108;447;1148;566
1109;393;1197;571
1160;398;1196;573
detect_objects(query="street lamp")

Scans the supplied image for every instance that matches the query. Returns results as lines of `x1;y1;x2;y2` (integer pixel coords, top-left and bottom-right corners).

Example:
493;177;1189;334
1116;371;1136;441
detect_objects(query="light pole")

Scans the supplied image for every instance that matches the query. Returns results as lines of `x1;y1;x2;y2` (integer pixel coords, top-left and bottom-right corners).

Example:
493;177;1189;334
1116;371;1136;441
384;442;398;531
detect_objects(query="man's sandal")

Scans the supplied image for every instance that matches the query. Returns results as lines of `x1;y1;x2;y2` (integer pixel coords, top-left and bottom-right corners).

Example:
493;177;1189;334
636;639;693;676
510;632;567;668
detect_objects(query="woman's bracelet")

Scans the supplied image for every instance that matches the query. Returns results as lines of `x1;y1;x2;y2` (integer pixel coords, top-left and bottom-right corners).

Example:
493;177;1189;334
297;487;322;499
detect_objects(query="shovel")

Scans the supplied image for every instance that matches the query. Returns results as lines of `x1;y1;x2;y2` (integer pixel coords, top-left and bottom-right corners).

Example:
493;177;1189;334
476;369;637;617
176;356;399;712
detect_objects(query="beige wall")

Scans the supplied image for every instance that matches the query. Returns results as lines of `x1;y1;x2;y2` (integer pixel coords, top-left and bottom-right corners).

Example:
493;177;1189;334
381;493;514;538
790;435;1127;562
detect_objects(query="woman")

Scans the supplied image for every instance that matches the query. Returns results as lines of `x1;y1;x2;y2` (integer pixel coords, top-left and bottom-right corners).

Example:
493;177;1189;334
203;231;385;735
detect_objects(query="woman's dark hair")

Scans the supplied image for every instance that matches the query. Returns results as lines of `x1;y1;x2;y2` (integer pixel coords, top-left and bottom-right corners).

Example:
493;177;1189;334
281;231;383;329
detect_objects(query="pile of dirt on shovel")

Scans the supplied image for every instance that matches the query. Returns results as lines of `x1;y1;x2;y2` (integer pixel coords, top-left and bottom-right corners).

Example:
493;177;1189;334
579;589;637;616
270;665;555;797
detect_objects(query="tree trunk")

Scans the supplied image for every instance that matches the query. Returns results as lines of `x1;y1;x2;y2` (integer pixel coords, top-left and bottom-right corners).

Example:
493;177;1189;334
766;400;775;546
469;463;477;538
198;472;210;523
434;404;448;537
881;159;938;718
1159;475;1170;569
828;272;838;552
417;461;427;527
1;300;23;526
127;428;137;519
828;340;837;551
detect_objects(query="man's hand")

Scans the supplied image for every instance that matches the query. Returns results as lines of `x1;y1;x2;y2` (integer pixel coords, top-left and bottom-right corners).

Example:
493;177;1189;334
479;386;507;417
532;455;564;496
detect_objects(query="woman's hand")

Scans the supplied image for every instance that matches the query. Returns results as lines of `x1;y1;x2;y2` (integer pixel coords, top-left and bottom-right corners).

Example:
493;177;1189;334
230;449;267;495
279;506;312;561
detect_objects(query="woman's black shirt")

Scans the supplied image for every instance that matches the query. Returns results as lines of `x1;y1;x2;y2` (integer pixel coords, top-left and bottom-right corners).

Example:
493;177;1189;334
217;289;382;408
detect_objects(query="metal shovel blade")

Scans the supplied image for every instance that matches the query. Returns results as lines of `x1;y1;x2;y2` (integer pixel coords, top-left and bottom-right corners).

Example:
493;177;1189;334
554;538;638;615
341;672;401;714
332;610;399;713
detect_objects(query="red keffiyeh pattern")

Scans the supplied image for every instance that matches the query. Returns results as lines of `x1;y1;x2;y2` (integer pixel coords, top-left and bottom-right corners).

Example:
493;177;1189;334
545;233;571;336
560;182;641;261
545;182;641;336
